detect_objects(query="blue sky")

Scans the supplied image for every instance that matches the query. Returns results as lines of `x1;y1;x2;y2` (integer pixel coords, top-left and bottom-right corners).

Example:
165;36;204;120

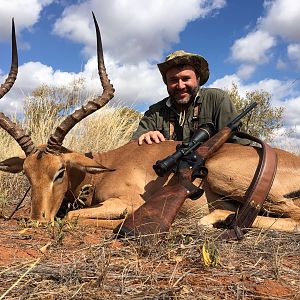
0;0;300;148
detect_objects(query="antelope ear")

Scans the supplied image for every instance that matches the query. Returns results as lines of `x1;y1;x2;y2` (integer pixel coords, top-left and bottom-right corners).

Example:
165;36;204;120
63;153;115;174
0;156;25;173
85;165;115;174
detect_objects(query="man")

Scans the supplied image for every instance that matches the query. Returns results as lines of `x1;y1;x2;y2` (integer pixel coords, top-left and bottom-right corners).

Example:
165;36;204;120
132;50;240;145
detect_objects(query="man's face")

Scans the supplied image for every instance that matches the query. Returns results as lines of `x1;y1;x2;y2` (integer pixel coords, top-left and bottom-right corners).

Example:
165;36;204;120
166;65;200;105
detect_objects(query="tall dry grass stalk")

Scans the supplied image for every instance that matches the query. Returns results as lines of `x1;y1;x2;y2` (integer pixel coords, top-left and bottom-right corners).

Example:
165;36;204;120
65;104;142;152
0;115;29;210
22;85;142;151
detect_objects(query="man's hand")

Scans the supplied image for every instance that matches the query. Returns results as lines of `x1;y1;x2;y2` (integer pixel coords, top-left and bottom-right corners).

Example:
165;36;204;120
138;131;166;145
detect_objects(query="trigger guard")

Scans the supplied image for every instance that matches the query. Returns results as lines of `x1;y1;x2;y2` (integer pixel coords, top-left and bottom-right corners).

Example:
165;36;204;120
189;187;204;200
192;166;208;181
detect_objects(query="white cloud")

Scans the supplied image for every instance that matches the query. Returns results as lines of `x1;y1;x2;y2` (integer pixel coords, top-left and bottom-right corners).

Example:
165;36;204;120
211;75;295;103
83;55;167;106
53;0;226;64
209;74;242;91
17;61;77;89
228;0;300;79
230;30;276;64
0;61;79;114
276;58;288;70
281;96;300;127
287;43;300;70
257;0;300;73
271;126;300;153
237;64;256;79
260;0;300;41
0;55;168;115
0;0;54;41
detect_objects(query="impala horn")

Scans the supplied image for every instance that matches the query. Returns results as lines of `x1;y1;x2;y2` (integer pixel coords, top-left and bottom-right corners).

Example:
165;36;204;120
46;12;115;154
0;19;35;156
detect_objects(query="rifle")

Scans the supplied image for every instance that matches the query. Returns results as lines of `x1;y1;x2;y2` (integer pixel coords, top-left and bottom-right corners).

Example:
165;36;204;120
114;102;257;238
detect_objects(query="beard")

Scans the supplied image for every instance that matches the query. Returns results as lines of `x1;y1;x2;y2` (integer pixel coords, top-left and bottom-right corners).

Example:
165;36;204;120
168;85;199;105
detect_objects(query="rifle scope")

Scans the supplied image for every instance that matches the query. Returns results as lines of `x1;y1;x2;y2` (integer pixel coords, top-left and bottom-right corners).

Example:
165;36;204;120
153;124;215;177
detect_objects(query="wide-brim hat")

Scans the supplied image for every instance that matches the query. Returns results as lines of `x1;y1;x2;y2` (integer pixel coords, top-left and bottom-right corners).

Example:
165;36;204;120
157;50;209;86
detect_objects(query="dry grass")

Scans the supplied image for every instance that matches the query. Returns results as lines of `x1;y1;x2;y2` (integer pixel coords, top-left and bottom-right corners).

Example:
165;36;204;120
65;105;141;153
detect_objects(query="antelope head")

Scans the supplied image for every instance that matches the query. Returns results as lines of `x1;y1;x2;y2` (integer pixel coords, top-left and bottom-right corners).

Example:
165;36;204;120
0;14;115;221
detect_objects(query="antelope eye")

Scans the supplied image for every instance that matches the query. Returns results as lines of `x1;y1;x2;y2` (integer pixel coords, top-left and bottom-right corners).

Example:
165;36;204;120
54;168;66;182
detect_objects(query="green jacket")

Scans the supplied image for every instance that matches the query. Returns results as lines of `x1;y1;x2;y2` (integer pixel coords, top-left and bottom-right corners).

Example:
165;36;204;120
132;88;242;142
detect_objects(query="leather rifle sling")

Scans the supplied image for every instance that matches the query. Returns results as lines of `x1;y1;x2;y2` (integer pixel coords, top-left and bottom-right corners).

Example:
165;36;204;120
192;105;199;132
219;132;278;240
169;110;176;140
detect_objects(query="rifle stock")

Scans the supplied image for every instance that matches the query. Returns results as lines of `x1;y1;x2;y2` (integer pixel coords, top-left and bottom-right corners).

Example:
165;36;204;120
114;183;189;236
114;102;257;237
114;165;201;236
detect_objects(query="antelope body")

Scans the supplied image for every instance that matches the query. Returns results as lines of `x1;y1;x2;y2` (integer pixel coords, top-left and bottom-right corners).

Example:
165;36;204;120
1;17;300;233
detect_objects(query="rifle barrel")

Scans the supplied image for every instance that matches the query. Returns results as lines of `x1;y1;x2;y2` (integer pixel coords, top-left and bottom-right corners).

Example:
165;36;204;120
227;102;257;129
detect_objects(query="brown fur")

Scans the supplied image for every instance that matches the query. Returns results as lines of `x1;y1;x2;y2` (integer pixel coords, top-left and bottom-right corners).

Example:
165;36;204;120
1;141;300;232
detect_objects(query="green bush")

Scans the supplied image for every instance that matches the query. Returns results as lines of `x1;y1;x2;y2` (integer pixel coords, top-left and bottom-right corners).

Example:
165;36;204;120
227;83;284;142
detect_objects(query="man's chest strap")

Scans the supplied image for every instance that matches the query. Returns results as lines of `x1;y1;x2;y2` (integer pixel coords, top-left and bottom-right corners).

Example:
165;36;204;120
169;105;200;139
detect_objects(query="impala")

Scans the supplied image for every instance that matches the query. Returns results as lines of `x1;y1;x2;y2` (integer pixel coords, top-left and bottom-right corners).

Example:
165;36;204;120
0;16;300;233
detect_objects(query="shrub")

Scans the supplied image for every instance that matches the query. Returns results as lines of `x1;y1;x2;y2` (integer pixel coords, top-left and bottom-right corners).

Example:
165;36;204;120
227;83;284;142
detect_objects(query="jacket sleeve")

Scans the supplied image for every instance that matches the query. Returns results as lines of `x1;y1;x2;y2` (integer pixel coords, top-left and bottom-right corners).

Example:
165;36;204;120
131;109;158;140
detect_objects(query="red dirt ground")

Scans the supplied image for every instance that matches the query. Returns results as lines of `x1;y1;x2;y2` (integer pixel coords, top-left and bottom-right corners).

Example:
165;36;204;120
0;214;299;299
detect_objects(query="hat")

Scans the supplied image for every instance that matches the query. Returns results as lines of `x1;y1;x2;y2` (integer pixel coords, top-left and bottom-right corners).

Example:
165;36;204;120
157;50;209;86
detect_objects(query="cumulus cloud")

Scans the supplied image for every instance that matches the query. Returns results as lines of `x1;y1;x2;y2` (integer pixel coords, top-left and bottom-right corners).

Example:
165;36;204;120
256;0;300;75
287;43;300;70
209;74;241;91
0;61;78;114
259;0;300;41
228;0;300;80
230;30;276;64
237;64;256;79
0;0;54;42
276;58;288;70
281;96;300;127
53;0;226;64
0;54;167;115
83;55;167;106
211;75;296;104
271;126;300;151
